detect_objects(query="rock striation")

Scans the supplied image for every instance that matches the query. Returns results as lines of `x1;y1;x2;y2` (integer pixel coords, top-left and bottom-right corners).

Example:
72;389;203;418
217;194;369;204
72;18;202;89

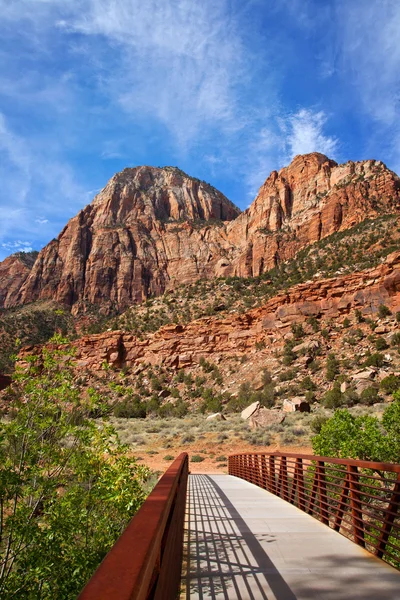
1;154;400;313
0;252;37;308
18;250;400;372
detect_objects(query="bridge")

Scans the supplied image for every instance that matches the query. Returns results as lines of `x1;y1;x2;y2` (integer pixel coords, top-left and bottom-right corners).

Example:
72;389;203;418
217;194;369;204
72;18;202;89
79;452;400;599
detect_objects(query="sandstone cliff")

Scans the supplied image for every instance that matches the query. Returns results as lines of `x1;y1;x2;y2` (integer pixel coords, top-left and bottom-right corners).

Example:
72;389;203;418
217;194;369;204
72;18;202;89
19;251;400;372
1;154;400;313
0;252;37;308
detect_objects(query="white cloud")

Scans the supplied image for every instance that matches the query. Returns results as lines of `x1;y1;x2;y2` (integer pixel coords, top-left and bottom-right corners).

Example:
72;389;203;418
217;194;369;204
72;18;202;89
2;240;33;253
35;217;49;224
283;109;338;160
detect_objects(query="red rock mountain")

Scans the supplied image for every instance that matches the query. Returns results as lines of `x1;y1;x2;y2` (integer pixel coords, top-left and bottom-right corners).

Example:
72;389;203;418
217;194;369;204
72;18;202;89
1;154;400;313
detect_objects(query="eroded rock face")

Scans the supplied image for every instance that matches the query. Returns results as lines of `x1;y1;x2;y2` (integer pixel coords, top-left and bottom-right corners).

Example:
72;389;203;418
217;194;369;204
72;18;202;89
7;167;240;314
0;253;37;308
18;251;400;372
2;154;400;313
225;153;400;277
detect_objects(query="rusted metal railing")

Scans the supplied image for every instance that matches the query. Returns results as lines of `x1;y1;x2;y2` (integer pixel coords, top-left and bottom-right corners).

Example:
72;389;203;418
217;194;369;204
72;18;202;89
229;452;400;568
79;452;189;600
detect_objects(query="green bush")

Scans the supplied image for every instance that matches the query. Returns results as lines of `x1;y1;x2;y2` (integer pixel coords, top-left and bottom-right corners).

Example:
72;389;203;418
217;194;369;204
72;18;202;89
191;455;205;462
310;414;329;434
312;399;400;462
322;388;343;409
359;386;381;406
378;304;392;318
326;353;340;381
375;337;389;351
114;397;147;418
380;375;400;394
363;352;385;368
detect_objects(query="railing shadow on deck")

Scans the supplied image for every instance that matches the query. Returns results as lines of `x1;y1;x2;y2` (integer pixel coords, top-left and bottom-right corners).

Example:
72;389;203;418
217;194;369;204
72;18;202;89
229;452;400;570
182;474;297;600
183;474;400;600
79;452;188;600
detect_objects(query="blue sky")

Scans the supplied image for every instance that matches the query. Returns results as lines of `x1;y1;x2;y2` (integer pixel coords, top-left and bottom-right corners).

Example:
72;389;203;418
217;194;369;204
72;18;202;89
1;0;400;261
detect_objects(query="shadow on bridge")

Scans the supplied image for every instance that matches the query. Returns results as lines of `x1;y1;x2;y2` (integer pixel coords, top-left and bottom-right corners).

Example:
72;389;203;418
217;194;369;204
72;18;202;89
182;475;400;600
182;474;296;600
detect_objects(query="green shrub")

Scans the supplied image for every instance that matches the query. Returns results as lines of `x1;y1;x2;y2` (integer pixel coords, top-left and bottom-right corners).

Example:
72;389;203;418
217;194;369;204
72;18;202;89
322;386;343;409
363;352;385;368
360;386;381;405
163;455;175;461
191;455;205;462
114;398;147;418
391;332;400;346
378;304;392;318
380;374;400;394
326;353;340;381
375;337;389;351
310;414;329;434
0;349;150;598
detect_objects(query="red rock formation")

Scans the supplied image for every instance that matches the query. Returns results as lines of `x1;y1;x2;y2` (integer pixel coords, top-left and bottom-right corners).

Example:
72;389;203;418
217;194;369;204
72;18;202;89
19;251;400;372
225;154;400;276
2;155;400;312
0;252;37;308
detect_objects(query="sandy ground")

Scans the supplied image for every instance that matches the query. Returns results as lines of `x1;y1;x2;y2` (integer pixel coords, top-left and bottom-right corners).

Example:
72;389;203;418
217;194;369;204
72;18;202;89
132;441;313;474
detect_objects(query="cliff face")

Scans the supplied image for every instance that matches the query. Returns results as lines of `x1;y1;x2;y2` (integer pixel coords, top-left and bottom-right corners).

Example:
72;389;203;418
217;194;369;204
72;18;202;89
18;250;400;372
0;253;37;308
11;167;240;313
1;155;400;313
226;153;400;277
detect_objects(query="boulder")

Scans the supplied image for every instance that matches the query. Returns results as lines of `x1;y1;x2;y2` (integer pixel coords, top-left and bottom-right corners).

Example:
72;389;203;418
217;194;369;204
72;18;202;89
206;412;227;421
283;397;311;413
374;325;388;334
352;369;376;380
292;340;319;354
241;401;260;420
158;389;171;399
249;408;285;430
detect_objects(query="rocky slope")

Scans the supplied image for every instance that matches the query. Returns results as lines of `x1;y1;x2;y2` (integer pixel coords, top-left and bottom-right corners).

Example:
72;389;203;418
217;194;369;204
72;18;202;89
1;154;400;314
19;250;400;372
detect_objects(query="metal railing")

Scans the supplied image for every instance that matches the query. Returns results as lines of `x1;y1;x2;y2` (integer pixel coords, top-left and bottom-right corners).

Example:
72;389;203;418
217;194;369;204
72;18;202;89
79;452;189;600
229;452;400;568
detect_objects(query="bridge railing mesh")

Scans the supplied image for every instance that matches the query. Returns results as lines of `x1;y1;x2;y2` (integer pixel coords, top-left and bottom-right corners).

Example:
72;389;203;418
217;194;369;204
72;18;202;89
79;452;188;600
229;452;400;569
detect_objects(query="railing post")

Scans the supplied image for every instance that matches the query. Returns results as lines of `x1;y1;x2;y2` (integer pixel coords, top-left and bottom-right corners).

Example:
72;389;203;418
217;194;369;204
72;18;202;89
375;474;400;558
297;458;306;511
269;455;276;495
317;461;329;525
254;454;261;487
348;464;365;548
260;455;268;490
333;471;350;532
279;456;289;502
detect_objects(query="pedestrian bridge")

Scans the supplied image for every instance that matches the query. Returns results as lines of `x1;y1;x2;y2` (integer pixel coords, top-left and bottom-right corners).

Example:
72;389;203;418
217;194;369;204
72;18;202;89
79;452;400;600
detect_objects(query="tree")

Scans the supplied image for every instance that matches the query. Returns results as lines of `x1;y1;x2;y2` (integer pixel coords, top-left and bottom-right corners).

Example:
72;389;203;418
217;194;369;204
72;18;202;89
0;348;150;599
312;398;400;462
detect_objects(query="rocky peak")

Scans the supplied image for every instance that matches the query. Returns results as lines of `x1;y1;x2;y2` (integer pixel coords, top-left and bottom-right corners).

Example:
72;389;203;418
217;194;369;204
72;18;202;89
92;165;240;225
1;154;399;313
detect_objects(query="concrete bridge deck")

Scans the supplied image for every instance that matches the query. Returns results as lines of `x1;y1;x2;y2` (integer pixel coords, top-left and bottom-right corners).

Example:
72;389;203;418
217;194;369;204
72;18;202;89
181;474;400;600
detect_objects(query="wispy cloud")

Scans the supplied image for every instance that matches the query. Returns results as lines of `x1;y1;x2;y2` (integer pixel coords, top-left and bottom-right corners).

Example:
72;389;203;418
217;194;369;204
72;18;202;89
283;108;338;160
2;240;33;253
